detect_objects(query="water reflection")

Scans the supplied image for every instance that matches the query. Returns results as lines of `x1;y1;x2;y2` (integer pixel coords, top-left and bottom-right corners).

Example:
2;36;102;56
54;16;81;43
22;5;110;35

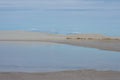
0;43;120;72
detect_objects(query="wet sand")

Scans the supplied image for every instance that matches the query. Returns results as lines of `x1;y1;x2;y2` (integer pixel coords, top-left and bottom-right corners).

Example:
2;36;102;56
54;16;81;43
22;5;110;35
0;31;120;52
0;70;120;80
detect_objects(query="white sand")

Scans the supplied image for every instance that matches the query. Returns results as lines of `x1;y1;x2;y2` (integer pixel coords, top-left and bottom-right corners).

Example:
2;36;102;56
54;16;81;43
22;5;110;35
0;31;120;52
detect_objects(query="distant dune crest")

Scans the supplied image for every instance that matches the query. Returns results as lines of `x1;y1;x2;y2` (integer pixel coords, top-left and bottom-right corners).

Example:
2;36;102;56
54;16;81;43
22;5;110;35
66;34;120;40
67;34;105;39
0;31;120;40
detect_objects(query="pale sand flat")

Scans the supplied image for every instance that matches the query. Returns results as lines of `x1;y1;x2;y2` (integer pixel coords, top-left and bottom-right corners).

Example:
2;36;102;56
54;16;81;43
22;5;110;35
0;31;120;52
0;70;120;80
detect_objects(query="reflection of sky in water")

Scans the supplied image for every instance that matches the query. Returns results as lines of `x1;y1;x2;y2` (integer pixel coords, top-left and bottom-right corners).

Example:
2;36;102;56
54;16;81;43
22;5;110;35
0;43;120;72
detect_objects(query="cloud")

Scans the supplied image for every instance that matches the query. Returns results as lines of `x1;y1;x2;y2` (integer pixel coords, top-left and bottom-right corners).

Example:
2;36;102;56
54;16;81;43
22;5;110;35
0;0;120;17
0;0;120;10
0;0;120;18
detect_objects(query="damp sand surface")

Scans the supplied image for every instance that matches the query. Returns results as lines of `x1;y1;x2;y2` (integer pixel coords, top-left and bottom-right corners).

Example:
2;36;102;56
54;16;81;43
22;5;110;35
0;70;120;80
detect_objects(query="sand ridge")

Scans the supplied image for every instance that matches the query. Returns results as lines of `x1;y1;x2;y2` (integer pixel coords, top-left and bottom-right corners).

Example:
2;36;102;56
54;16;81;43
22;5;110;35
0;31;120;52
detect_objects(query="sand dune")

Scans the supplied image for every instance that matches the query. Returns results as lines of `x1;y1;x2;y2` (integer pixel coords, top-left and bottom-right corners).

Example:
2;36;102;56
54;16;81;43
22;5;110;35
0;70;120;80
0;31;120;52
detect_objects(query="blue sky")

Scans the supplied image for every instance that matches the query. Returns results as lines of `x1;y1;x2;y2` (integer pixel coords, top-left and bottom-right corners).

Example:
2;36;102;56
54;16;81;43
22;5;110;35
0;0;120;36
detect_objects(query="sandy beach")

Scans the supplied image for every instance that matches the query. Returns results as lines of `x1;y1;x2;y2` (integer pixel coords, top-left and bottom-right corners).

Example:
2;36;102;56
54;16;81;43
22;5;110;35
0;31;120;80
0;70;120;80
0;31;120;52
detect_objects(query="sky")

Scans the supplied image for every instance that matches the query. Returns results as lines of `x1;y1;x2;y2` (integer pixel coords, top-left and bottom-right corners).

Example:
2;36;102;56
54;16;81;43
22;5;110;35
0;0;120;36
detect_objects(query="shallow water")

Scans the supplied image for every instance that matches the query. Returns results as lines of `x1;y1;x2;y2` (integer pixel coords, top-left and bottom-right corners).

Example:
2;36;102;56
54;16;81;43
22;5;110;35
0;10;120;36
0;43;120;72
